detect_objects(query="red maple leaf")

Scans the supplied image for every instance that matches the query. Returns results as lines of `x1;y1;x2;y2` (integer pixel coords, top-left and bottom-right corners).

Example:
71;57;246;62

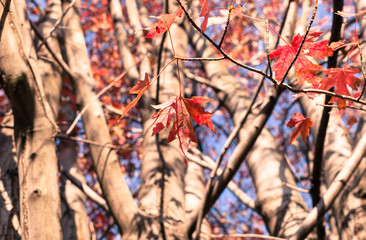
286;112;314;145
320;66;360;109
199;0;210;31
270;32;333;86
119;73;151;119
151;96;215;154
146;8;183;38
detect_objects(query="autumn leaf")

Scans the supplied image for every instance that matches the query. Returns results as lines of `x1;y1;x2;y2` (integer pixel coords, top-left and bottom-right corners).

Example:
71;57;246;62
270;32;333;86
146;8;183;38
346;115;357;132
151;96;215;154
119;73;151;119
286;112;314;145
320;66;360;109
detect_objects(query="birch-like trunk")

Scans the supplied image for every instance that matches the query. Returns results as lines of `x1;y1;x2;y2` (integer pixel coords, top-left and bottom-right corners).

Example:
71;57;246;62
0;113;20;240
60;0;138;235
0;1;62;239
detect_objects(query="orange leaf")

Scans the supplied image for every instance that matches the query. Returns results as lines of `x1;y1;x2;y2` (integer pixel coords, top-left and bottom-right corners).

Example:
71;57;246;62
346;115;357;132
286;112;314;145
119;73;151;119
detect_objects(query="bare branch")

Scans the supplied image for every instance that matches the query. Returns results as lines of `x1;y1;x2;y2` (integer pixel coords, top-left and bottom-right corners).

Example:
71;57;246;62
292;133;366;239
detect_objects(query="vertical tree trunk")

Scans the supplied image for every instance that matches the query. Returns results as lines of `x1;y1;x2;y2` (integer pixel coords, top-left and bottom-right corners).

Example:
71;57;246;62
0;113;20;240
0;1;62;239
60;0;138;235
36;0;90;238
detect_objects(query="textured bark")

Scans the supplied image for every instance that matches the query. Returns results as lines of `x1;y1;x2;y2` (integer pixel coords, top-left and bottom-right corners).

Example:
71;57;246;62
185;160;211;240
0;113;20;240
293;133;366;239
36;1;90;239
60;0;138;235
133;14;188;240
0;1;62;239
110;0;189;237
294;0;366;237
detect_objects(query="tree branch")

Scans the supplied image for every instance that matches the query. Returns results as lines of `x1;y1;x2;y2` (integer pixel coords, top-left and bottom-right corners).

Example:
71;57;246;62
0;0;11;40
292;133;366;239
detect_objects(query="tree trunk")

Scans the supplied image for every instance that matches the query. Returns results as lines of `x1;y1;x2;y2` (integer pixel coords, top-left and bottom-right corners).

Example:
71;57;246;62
60;0;138;235
0;112;20;240
0;1;62;239
185;1;313;237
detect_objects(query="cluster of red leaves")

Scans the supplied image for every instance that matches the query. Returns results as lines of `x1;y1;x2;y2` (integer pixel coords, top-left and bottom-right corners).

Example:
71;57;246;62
270;32;333;86
270;32;362;144
320;66;360;109
119;7;217;155
121;72;215;155
151;96;215;154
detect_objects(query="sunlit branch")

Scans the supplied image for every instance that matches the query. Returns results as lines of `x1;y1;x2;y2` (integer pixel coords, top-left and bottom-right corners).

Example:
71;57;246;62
60;165;110;211
282;182;310;193
37;0;77;51
217;5;233;48
176;56;225;61
66;70;128;135
57;134;131;151
0;0;11;40
292;133;366;239
187;148;257;211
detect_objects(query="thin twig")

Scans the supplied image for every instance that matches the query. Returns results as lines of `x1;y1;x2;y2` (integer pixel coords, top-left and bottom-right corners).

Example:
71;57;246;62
265;20;273;77
37;0;77;50
57;134;131;151
282;182;310;193
65;70;127;135
284;154;303;184
218;6;233;48
176;56;225;61
60;165;110;211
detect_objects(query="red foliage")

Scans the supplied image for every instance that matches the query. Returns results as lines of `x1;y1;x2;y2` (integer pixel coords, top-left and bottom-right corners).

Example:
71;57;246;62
270;32;333;86
286;112;314;145
320;66;360;109
151;96;215;154
120;73;151;119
